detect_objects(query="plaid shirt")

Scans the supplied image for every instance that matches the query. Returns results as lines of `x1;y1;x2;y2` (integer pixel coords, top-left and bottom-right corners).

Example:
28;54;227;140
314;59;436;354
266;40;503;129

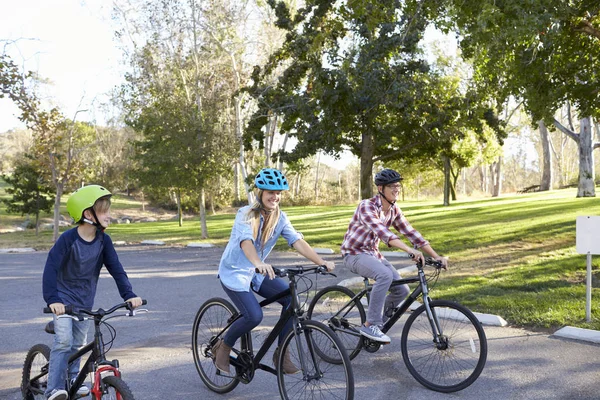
341;195;429;259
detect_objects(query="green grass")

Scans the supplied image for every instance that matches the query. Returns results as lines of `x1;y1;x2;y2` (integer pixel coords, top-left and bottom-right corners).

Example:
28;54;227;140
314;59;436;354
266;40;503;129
1;184;600;331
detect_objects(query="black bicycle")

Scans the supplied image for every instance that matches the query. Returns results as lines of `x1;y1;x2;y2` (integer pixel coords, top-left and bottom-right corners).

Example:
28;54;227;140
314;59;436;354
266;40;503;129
21;300;148;400
192;265;354;400
307;257;487;393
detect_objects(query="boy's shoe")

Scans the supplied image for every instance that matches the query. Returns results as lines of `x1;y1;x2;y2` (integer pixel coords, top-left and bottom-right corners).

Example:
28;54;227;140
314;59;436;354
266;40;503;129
47;389;68;400
71;379;90;397
359;324;391;343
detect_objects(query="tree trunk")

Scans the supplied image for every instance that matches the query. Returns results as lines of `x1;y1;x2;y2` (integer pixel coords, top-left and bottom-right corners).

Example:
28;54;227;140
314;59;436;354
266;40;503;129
492;156;503;197
539;120;553;191
314;152;320;200
577;117;595;197
554;117;596;197
52;183;63;242
199;188;208;239
360;133;375;199
442;155;450;206
233;162;240;202
176;189;183;227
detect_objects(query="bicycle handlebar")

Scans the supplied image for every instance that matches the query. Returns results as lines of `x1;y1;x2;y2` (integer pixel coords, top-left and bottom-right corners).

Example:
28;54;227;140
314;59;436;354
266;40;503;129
43;300;148;317
255;265;336;278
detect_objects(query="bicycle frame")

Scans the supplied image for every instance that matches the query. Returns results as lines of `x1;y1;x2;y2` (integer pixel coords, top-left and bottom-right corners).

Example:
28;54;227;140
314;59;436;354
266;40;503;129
213;270;321;380
332;263;446;342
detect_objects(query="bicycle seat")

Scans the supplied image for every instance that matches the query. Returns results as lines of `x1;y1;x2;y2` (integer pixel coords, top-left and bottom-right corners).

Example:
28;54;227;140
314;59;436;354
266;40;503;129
45;321;55;334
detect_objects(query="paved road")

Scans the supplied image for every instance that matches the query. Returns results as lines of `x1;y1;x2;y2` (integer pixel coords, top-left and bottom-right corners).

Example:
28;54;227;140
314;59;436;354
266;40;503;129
1;246;599;400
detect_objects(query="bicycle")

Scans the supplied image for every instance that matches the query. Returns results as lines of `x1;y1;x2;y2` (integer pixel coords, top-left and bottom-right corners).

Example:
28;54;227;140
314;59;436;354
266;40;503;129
21;300;148;400
192;265;354;400
307;257;488;393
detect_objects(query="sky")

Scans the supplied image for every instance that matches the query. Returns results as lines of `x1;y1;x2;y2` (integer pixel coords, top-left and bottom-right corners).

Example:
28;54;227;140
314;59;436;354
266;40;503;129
0;0;121;132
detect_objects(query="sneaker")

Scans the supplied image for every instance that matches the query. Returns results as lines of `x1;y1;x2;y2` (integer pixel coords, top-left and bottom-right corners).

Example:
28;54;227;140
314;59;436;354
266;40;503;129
47;389;68;400
359;324;391;343
71;379;90;397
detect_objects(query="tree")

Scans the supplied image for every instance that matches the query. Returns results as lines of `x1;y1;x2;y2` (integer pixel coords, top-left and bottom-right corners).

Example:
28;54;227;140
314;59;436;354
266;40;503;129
446;0;600;196
2;156;54;235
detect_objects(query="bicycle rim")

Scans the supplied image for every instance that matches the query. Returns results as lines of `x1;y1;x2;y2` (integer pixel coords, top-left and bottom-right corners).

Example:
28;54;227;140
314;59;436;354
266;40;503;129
307;286;365;361
93;376;134;400
192;298;240;394
401;300;487;392
278;320;354;400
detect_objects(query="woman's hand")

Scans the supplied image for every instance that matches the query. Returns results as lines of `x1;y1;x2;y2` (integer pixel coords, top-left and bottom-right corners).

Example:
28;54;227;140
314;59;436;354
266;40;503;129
255;262;275;280
322;260;336;272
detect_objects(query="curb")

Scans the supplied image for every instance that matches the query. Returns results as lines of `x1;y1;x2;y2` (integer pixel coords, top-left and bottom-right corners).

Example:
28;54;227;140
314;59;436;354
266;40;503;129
0;248;36;253
553;326;600;344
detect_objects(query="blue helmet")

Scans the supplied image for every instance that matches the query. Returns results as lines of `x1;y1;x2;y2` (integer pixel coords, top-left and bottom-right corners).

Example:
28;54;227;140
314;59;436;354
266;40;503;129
254;168;289;191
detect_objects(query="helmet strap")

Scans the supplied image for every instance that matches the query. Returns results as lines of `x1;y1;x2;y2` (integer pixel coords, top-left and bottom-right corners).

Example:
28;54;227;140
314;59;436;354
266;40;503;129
378;191;396;207
83;208;107;232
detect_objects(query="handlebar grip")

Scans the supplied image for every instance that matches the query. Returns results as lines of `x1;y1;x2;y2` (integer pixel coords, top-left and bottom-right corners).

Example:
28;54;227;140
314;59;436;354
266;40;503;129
43;305;73;314
142;299;147;306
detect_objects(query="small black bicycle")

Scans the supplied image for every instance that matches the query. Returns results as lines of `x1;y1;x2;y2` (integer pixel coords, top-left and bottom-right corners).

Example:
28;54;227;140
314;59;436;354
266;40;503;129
192;265;354;400
307;257;487;393
21;300;148;400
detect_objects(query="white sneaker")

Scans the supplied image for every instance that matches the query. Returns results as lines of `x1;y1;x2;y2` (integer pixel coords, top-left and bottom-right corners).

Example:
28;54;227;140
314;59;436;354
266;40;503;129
359;324;391;343
71;379;90;397
47;389;68;400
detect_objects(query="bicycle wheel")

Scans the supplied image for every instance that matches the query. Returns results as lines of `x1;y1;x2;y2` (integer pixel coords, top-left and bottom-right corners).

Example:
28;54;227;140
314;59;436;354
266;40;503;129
307;285;365;361
277;320;354;400
93;376;134;400
401;300;487;393
192;297;240;394
21;343;50;400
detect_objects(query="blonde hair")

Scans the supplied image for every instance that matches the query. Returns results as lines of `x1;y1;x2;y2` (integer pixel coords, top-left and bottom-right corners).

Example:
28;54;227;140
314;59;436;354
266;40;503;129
247;189;281;249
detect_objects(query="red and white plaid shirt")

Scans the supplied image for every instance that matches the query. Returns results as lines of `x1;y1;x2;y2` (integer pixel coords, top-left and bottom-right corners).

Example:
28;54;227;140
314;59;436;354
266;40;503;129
341;195;429;260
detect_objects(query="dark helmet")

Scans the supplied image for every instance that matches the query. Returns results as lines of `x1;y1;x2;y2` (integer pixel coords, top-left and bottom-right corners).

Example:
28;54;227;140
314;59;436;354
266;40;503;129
254;168;289;191
374;169;403;186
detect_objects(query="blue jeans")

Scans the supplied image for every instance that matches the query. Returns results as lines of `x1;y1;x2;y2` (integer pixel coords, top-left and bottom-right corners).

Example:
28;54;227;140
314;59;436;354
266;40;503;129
45;315;89;396
221;277;292;348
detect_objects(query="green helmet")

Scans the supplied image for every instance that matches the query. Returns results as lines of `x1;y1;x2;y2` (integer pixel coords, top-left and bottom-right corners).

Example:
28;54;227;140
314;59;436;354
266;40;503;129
66;185;112;223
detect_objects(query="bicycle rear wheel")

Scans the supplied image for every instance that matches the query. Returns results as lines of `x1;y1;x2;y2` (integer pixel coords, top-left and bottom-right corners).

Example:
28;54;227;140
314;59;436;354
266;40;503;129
277;320;354;400
192;297;240;394
307;285;365;361
93;376;134;400
21;343;50;400
401;300;487;393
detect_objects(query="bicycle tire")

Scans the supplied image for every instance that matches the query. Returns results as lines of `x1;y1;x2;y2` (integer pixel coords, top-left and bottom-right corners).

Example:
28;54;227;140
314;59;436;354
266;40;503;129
401;300;487;393
21;343;50;400
192;297;240;394
277;320;354;400
93;376;134;400
307;285;365;361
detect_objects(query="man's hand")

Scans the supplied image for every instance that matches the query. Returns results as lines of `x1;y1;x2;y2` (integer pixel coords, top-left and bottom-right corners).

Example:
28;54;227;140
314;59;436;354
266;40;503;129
408;250;425;264
49;302;66;315
435;256;449;270
126;297;143;309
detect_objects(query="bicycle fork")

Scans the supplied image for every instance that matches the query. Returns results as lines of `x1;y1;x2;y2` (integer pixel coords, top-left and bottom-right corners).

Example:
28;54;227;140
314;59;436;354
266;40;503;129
419;271;447;349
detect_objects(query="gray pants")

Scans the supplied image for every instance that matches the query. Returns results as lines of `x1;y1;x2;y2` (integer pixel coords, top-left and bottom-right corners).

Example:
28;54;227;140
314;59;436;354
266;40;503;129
343;254;410;326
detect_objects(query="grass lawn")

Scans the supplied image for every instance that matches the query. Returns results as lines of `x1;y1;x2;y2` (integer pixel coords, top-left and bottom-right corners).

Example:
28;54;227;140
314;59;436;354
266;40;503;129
1;183;600;331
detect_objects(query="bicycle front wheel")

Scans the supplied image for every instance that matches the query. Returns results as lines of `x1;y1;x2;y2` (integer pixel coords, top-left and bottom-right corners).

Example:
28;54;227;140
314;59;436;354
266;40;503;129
21;343;50;400
401;300;487;393
307;285;365;361
277;320;354;400
192;297;240;394
93;376;134;400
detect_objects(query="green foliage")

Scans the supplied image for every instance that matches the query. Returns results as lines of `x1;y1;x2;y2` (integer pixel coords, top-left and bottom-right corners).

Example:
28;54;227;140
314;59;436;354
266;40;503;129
1;157;54;216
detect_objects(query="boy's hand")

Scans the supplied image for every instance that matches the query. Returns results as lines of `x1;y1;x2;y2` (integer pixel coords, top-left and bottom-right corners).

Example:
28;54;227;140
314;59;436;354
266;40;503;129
49;302;66;315
126;297;143;309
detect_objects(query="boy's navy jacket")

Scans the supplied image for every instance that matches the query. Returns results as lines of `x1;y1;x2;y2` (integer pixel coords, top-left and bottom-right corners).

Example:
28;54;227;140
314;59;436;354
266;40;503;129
43;227;136;311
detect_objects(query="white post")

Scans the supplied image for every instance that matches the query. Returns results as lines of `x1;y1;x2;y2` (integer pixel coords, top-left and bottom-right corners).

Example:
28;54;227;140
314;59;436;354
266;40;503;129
586;252;592;322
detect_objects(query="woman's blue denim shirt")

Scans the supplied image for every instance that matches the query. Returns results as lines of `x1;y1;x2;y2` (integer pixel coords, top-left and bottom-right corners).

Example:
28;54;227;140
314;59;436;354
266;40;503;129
218;206;303;292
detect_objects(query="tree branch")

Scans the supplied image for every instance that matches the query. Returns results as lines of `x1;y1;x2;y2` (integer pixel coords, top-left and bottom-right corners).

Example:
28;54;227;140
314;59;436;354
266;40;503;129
573;19;600;40
553;118;579;142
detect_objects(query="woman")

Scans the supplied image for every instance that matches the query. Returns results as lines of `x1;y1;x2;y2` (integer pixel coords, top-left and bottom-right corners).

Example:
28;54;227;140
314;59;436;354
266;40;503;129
214;168;335;375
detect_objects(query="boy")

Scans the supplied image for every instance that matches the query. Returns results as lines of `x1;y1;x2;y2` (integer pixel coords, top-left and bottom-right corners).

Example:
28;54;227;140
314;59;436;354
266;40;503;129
43;185;142;400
